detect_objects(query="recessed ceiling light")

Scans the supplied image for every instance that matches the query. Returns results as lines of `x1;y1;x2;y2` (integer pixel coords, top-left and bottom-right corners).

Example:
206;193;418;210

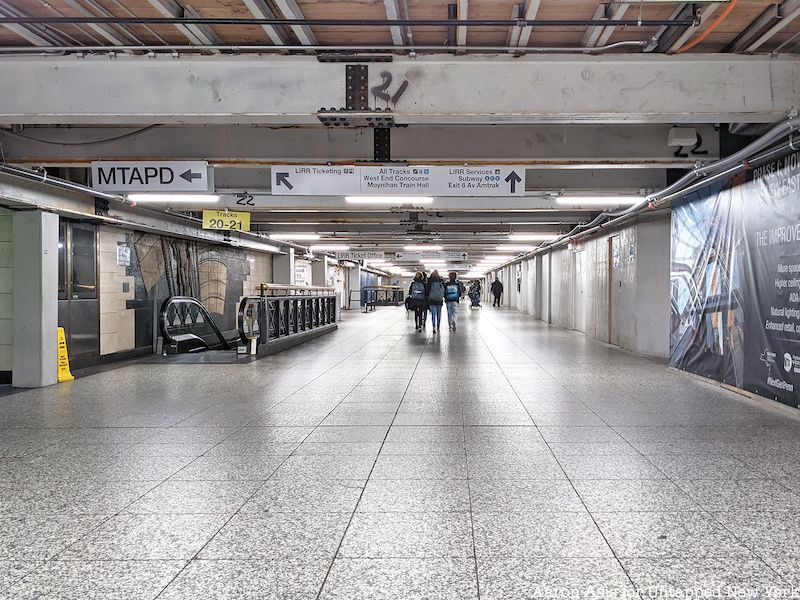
404;245;443;251
310;245;350;251
555;196;642;206
346;196;434;205
269;233;321;241
127;194;219;204
497;245;538;251
507;234;559;242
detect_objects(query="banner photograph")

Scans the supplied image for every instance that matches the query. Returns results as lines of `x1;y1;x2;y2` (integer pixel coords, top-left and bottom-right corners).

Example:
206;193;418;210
670;151;800;408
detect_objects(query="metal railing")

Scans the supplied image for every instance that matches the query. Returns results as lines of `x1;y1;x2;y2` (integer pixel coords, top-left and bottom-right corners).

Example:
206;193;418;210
263;292;337;339
259;283;336;296
349;286;405;312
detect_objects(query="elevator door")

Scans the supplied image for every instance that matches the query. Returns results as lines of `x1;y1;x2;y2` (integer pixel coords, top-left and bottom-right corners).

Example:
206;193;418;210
58;220;100;367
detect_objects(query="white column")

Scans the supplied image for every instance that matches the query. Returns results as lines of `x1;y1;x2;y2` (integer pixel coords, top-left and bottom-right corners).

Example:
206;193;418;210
272;248;295;285
347;265;361;310
12;211;58;387
311;256;329;286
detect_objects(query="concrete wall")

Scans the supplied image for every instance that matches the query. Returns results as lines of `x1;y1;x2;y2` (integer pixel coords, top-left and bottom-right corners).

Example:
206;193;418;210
498;212;671;359
0;209;12;372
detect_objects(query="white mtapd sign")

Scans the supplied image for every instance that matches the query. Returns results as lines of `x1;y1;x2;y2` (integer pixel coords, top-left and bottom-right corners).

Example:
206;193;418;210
335;251;385;261
91;161;211;192
271;165;525;197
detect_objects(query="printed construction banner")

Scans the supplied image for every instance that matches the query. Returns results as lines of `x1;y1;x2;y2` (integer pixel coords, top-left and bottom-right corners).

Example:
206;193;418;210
670;150;800;408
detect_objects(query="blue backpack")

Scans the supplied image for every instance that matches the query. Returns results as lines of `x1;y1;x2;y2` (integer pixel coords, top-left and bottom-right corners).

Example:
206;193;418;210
445;282;460;301
410;281;426;300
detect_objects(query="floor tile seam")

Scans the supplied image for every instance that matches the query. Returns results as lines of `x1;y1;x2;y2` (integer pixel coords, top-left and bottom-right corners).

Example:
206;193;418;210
314;332;426;600
26;474;179;587
702;507;795;586
149;444;309;600
166;311;401;429
272;309;403;374
465;312;644;598
250;311;408;416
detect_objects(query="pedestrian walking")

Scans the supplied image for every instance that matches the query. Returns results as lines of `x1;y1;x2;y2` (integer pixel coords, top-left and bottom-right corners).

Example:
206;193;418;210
426;270;445;333
408;272;428;332
491;276;504;307
444;271;466;331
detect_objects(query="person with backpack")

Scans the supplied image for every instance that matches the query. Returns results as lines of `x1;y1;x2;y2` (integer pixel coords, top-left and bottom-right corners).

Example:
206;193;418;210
444;271;466;331
407;272;428;332
426;270;445;333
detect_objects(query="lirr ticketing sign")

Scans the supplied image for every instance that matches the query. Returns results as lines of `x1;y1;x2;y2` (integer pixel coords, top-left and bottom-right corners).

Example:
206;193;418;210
272;165;525;196
91;161;211;192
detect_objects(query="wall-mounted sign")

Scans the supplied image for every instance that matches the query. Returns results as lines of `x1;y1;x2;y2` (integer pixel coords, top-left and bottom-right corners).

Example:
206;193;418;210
335;251;385;261
202;210;251;231
116;243;131;267
271;165;525;197
91;160;211;192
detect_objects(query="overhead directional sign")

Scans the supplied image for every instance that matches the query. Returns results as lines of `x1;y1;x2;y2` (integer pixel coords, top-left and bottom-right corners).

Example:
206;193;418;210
91;161;211;193
201;210;250;232
271;165;526;197
334;251;385;261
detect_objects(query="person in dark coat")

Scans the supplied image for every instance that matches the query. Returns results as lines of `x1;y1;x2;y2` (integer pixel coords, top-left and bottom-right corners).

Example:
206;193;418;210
408;272;428;332
491;277;504;307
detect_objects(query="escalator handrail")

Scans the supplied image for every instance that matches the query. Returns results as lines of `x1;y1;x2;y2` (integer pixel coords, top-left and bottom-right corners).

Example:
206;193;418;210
238;295;264;345
159;296;230;351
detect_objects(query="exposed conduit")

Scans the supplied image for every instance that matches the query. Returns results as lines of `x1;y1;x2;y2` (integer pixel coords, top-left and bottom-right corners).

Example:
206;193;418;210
494;115;800;270
0;16;697;28
676;0;739;54
0;41;647;55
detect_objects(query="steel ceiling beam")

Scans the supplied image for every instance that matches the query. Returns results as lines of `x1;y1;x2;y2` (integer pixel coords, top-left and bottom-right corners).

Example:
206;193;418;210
240;0;287;45
272;0;317;46
516;0;542;48
146;0;221;48
59;0;132;47
456;0;468;46
669;2;724;53
382;0;404;46
0;55;792;125
730;0;800;52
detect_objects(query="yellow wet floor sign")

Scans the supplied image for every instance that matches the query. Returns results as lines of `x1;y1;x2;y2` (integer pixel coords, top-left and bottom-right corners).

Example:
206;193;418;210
57;327;74;382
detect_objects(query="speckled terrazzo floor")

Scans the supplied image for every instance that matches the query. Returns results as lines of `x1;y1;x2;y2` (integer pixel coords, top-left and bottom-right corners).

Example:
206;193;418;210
1;306;800;599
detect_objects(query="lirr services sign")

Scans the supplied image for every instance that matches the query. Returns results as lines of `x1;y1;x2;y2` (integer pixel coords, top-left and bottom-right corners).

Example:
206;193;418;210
91;161;211;193
272;165;525;197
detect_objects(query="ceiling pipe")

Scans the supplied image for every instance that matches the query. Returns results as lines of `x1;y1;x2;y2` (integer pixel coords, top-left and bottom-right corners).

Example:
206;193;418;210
0;41;647;54
0;16;696;28
485;115;800;272
0;162;129;204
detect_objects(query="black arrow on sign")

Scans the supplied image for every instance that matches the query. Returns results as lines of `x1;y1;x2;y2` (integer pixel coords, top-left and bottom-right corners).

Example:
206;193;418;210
276;172;293;190
180;169;202;183
505;170;522;193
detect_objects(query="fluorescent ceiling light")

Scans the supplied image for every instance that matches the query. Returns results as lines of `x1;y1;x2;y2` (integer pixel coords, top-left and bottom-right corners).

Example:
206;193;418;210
508;234;559;242
235;239;282;254
346;196;434;205
128;193;219;204
400;271;415;277
404;245;443;251
310;245;350;251
269;233;321;241
497;245;537;251
481;255;515;261
555;196;643;206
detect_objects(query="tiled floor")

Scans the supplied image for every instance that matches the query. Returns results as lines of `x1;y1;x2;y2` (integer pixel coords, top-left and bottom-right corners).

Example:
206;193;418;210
1;306;800;599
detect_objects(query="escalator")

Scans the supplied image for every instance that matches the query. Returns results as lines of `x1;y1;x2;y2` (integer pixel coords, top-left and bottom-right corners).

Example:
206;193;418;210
159;296;257;354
